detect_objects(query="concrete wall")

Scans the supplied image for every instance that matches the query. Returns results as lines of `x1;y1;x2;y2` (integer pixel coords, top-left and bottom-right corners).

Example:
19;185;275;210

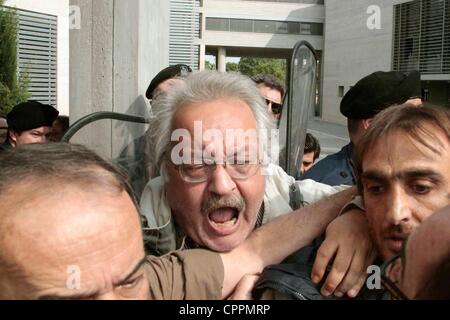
321;0;410;124
205;0;324;22
5;0;70;116
70;0;170;158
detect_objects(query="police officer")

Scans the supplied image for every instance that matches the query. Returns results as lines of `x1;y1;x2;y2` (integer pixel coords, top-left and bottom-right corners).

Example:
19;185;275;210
0;100;59;151
146;64;192;102
119;64;193;200
302;70;422;186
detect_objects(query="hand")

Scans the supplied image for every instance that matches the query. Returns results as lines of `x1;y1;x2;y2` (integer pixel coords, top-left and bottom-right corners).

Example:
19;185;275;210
311;208;377;298
227;274;260;300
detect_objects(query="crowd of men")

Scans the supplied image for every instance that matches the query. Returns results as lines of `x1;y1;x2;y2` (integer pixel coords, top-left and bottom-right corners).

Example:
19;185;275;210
0;64;449;300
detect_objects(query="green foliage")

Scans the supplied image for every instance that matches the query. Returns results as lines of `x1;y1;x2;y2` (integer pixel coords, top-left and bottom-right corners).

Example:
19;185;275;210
0;1;30;117
238;57;287;85
226;62;239;72
205;60;216;70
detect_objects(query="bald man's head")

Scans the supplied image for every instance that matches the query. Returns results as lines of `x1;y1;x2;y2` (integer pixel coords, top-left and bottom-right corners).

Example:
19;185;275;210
0;143;149;299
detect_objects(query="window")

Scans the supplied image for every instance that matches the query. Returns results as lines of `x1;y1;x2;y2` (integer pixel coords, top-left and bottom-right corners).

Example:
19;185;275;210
254;20;276;33
300;23;311;35
205;17;229;31
338;86;344;98
205;17;323;36
230;19;253;32
17;9;57;106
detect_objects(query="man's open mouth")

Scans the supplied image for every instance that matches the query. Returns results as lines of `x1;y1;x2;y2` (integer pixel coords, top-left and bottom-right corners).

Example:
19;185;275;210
207;207;240;235
385;234;409;253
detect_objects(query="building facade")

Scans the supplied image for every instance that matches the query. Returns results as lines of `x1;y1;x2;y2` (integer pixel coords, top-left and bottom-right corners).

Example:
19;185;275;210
200;0;325;71
5;0;70;115
4;0;449;153
322;0;450;125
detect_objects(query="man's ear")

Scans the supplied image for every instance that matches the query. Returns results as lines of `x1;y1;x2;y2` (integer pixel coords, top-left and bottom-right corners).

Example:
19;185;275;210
8;130;18;147
362;118;374;130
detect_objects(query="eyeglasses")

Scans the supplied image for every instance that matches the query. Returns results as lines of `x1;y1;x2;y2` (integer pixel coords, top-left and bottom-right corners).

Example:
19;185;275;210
177;158;261;183
380;253;409;300
265;98;283;115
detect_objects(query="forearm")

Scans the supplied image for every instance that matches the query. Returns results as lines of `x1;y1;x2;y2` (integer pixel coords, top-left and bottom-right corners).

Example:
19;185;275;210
220;186;357;298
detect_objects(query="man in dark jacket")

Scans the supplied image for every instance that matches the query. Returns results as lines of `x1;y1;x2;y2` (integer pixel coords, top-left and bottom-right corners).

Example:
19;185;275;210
256;104;450;300
302;70;422;186
0;100;58;152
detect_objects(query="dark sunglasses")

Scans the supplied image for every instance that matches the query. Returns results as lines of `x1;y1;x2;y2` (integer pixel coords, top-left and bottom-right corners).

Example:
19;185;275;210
265;99;283;115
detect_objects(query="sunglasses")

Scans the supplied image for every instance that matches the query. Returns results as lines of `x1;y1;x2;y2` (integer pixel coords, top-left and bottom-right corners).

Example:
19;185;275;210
265;99;283;115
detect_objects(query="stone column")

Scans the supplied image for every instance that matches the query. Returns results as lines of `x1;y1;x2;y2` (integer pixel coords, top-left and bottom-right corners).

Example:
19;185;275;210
217;47;227;72
69;0;170;158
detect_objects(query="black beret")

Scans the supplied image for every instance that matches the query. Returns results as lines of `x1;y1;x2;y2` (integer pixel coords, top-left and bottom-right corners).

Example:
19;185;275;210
7;100;59;132
145;64;192;99
340;70;421;119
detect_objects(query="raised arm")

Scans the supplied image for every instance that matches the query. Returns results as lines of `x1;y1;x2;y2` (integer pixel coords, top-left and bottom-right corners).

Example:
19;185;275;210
219;187;357;298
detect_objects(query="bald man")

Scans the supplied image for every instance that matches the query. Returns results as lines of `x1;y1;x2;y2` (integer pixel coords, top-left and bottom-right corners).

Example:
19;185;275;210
0;143;370;299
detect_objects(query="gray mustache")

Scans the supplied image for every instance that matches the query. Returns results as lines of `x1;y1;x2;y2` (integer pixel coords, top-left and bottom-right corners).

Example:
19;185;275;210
201;195;245;214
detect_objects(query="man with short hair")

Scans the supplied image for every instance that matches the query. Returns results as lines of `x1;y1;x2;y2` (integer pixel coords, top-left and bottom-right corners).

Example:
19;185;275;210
257;103;450;299
300;133;321;176
120;64;193;199
141;71;375;297
353;103;450;262
146;64;192;102
303;70;422;186
0;100;59;151
0;143;367;300
49;115;70;142
252;74;284;121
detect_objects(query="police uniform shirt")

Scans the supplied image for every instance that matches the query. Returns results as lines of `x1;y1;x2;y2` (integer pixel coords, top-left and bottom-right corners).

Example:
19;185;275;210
301;143;356;186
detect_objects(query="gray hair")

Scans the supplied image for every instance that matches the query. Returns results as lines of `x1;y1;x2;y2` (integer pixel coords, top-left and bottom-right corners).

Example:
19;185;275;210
147;70;276;174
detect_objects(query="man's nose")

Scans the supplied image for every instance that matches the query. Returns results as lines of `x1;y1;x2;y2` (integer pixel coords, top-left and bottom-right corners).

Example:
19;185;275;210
387;186;412;225
207;165;237;196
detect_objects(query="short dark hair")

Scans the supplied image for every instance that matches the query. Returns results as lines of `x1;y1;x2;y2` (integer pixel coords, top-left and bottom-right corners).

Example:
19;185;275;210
304;133;321;160
347;118;361;135
0;143;139;211
252;74;285;98
54;115;70;131
354;103;450;193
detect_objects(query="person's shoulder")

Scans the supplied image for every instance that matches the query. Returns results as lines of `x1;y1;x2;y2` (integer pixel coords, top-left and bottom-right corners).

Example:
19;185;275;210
301;145;353;184
140;176;167;220
301;154;344;179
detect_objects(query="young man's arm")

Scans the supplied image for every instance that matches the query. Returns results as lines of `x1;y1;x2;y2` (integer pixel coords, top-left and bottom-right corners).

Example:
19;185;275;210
219;187;374;298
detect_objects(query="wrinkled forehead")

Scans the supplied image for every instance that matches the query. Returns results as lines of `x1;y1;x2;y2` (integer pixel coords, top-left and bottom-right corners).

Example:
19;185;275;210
172;98;258;142
364;125;450;162
0;180;141;239
0;183;143;276
173;98;257;128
